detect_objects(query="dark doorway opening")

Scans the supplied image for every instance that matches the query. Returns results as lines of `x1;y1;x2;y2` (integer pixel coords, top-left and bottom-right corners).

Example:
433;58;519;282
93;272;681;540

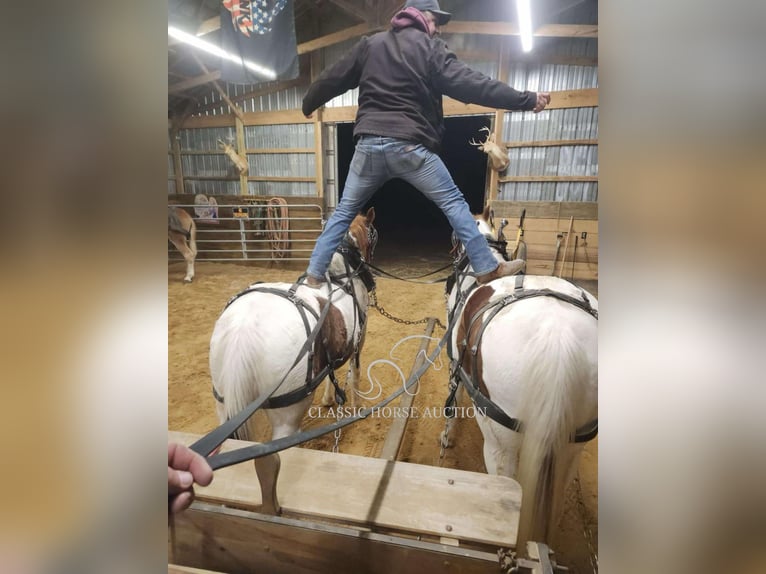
336;115;491;271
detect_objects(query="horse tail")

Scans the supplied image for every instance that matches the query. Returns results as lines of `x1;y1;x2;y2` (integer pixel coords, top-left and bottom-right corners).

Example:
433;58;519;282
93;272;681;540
210;311;265;442
514;319;588;549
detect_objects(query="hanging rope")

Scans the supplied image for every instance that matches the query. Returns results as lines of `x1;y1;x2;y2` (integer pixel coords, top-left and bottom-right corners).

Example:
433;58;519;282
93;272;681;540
265;197;289;261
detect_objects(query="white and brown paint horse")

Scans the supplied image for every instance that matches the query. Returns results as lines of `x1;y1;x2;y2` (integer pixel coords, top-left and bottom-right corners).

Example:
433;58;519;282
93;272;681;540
443;206;598;550
168;206;197;283
209;208;377;441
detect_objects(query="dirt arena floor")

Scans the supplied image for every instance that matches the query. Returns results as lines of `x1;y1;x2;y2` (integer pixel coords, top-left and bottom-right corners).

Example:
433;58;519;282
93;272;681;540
169;250;598;573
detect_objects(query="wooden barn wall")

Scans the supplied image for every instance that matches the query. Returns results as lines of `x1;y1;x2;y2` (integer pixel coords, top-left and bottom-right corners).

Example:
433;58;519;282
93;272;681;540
168;194;322;262
489;201;598;281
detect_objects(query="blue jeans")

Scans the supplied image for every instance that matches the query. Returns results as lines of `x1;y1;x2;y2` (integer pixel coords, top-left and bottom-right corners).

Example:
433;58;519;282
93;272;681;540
307;136;499;279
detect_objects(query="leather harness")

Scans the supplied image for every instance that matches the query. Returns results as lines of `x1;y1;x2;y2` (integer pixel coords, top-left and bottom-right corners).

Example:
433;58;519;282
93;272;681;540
212;235;374;410
446;253;599;443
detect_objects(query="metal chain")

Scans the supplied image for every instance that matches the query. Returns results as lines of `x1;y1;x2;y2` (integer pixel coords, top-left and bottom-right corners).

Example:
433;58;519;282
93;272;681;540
331;401;343;454
574;475;599;573
369;290;446;330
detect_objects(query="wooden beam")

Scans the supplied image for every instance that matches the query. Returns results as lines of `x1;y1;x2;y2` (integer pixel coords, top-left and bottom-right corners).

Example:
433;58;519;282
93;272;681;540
190;53;245;122
503;138;598;148
487;39;508;203
247;176;316;182
246;148;314;154
171;129;185;195
443;22;598;38
312;49;325;200
326;0;368;22
169;71;222;94
193;75;309;115
378;319;436;462
298;23;377;55
498;175;598;183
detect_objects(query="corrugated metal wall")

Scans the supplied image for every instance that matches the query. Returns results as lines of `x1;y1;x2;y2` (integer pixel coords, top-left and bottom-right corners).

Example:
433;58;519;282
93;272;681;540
170;37;597;202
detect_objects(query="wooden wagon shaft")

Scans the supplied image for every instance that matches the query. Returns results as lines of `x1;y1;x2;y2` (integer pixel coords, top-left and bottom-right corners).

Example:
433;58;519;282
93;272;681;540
378;318;437;461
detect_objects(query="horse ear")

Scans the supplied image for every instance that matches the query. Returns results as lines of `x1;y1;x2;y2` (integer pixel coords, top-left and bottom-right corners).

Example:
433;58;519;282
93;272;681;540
482;204;491;222
366;207;376;224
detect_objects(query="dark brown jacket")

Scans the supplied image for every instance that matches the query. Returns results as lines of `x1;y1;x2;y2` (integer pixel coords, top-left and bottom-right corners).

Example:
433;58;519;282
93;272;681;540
302;20;538;152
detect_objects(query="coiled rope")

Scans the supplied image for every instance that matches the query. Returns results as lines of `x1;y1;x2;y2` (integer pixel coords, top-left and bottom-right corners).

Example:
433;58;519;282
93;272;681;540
266;197;289;260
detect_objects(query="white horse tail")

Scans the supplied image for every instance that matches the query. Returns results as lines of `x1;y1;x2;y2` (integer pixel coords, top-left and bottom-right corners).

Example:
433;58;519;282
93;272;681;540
210;311;265;442
514;320;587;549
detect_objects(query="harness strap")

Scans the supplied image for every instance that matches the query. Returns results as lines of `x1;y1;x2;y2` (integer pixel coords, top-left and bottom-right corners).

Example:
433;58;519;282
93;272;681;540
454;274;599;442
191;282;336;458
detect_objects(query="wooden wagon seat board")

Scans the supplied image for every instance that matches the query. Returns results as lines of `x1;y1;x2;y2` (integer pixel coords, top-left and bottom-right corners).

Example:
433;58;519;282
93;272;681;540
170;431;522;547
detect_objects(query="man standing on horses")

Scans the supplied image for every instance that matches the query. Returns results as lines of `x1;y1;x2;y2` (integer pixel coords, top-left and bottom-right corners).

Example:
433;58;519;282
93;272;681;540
302;0;550;287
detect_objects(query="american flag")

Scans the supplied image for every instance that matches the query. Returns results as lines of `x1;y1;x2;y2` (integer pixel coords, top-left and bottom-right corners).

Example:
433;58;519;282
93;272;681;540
223;0;288;37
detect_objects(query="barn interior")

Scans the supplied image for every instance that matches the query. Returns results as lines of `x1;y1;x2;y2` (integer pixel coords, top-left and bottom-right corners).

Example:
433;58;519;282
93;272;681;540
167;0;599;282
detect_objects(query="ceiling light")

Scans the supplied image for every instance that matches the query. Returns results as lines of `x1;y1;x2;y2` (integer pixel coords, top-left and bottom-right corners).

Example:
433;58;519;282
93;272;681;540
168;26;277;80
516;0;534;52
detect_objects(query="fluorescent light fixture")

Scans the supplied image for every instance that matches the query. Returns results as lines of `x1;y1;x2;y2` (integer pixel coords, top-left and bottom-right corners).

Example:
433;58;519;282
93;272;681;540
168;26;277;80
516;0;533;52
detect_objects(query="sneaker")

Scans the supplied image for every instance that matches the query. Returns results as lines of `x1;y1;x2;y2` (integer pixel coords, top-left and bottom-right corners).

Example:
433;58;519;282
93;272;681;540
305;275;324;289
475;260;526;285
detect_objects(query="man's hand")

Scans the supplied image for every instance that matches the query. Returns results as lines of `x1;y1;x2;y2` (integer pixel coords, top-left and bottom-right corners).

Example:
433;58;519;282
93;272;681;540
533;92;551;113
304;112;314;119
168;442;213;514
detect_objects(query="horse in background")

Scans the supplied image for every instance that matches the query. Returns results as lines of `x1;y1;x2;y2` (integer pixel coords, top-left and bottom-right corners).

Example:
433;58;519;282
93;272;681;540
209;209;378;441
443;205;598;550
168;206;197;283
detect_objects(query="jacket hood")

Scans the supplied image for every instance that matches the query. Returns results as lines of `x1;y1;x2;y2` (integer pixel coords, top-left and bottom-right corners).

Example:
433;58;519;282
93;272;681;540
390;7;436;36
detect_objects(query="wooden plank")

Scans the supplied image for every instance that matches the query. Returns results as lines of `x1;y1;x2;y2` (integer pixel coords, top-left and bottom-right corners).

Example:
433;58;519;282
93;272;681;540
247;176;316;182
169;431;521;547
245;148;314;154
443;22;598;39
180;115;236;129
550;87;598;108
499;176;598;183
183;88;598;130
490;201;598;220
524;260;598;280
298;23;376;55
242;109;313;125
378;319;436;461
170;503;502;574
503;139;598;148
169;71;222;94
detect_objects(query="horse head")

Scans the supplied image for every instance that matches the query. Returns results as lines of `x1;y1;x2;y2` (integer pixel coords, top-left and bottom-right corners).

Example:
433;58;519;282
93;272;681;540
475;205;509;261
348;207;378;263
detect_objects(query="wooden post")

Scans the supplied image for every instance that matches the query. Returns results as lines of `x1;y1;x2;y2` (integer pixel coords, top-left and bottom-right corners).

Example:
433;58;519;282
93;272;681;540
487;39;508;204
171;127;185;195
235;117;248;196
311;49;325;200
